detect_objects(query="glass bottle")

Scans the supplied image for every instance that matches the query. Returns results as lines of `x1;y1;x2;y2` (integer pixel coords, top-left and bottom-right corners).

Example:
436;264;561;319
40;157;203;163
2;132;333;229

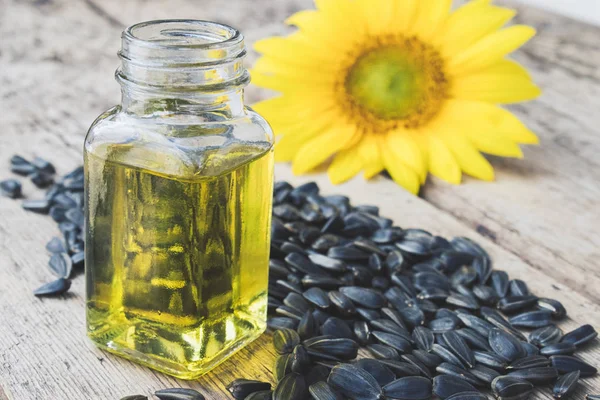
84;20;274;379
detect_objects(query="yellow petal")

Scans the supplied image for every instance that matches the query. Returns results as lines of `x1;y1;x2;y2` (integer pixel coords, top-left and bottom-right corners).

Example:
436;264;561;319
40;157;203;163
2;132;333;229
328;146;364;184
468;133;524;158
442;134;495;181
379;137;420;194
437;5;516;56
386;130;427;183
357;135;384;179
427;135;461;184
292;124;360;174
451;73;541;104
355;0;395;35
441;100;539;144
411;0;452;40
454;59;532;79
448;25;536;75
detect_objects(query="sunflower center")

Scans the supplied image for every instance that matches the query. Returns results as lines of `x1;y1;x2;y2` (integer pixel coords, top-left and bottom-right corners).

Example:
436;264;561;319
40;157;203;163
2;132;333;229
341;36;448;131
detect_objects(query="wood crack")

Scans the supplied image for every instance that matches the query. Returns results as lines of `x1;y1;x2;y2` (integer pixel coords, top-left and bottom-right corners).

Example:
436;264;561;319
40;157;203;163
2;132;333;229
81;0;123;28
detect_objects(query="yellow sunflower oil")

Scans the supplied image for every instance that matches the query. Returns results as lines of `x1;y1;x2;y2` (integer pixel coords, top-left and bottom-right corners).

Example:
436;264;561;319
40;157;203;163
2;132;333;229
85;143;273;378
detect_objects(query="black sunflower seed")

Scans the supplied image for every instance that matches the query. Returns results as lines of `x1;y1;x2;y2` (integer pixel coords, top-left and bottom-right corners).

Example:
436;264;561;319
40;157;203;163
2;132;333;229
298;311;318;340
472;285;498;304
226;379;271;399
521;341;540;356
308;253;347;272
529;324;563;347
389;275;417;298
154;388;205;400
497;295;539;313
449;237;489;259
442;331;475;368
33;278;71;297
22;199;51;213
490;270;509;298
120;396;148;400
354;239;386;257
418;288;450;302
300;227;322;245
509;310;553;329
368;344;400;360
284;292;310;315
536;298;567;319
0;179;22;198
398;306;425;328
473;351;507;371
509;279;529;297
414;271;450;292
469;364;501;384
31;172;54;188
305;338;359;361
395;236;435;256
327;246;370;261
481;307;527;341
48;252;72;279
328;364;382;400
302;275;342;290
436;362;482;387
353;321;370;345
445;392;487;400
541;343;576;356
457;314;494;337
450;266;478;288
412;349;442;369
371;276;391;293
431;343;465;368
377;360;421;377
491;376;533;399
386;250;406;272
380;308;408;332
472;256;492;285
412;326;434;352
339;286;385;309
268;317;299;331
382;376;432;400
400;354;432;379
312;234;342;252
432;374;477;399
290;345;311;374
276;306;303;320
553;370;580;399
285;253;325;276
561;324;598;347
274;354;293;382
372;331;412;354
550;355;598;377
507;366;559;384
355;359;396;387
456;329;491;352
46;237;66;254
328;291;356;316
244;390;272;400
371;228;402;244
356;308;381;322
587;396;600;400
31;156;56;175
321;317;354;340
308;381;343;400
489;328;526;362
273;373;308;400
507;355;550;370
303;288;331;309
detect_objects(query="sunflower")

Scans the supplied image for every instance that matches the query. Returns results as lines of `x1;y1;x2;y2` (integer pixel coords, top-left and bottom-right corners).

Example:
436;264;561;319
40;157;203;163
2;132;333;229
251;0;541;194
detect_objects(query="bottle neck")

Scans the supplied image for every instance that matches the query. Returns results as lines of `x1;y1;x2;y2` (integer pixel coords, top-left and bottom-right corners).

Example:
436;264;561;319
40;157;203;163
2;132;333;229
116;20;249;118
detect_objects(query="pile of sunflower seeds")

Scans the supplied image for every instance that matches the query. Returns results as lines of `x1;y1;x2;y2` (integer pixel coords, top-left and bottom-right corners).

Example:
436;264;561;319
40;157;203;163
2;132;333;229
1;155;84;296
3;158;599;400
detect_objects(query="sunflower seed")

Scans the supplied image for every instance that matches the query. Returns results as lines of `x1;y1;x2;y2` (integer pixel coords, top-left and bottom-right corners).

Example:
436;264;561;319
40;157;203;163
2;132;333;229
244;391;272;400
418;288;450;302
327;246;370;261
305;365;331;387
226;379;271;399
412;326;434;352
321;318;354;340
587;396;600;400
302;275;342;290
0;179;22;198
368;344;400;360
386;251;406;272
398;306;425;328
22;199;51;213
412;349;443;369
521;341;540;356
414;272;450;291
327;364;382;400
284;292;311;315
509;280;530;297
472;257;492;285
489;329;526;362
290;345;311;374
298;311;318;340
442;331;475;368
497;295;539;313
303;288;331;309
490;271;509;298
31;156;56;175
541;343;576;356
372;331;412;354
274;354;293;382
550;355;598;377
536;298;567;319
529;324;563;347
355;359;396;387
472;285;499;304
450;266;478;288
352;321;370;346
470;364;501;384
473;351;508;371
308;381;343;400
328;291;357;316
507;366;558;384
508;355;550;370
382;376;432;400
46;237;66;254
389;275;417;298
276;306;303;320
432;343;466;368
561;324;598;347
481;307;527;341
553;370;580;399
377;360;421;377
509;310;553;329
456;329;491;351
33;278;71;297
380;307;409;332
305;338;359;361
356;308;381;322
273;373;308;400
285;253;325;276
339;286;385;309
268;317;299;331
441;365;483;389
446;392;487;400
154;388;205;400
308;253;347;272
432;374;477;399
120;396;148;400
31;172;54;188
491;376;533;399
458;314;494;337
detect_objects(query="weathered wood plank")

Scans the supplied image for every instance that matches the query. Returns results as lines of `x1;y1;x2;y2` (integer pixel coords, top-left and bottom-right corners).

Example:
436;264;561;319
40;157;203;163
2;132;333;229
1;0;599;399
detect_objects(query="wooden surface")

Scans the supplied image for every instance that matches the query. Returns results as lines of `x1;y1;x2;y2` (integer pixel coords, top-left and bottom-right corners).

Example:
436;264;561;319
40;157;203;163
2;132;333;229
0;0;599;399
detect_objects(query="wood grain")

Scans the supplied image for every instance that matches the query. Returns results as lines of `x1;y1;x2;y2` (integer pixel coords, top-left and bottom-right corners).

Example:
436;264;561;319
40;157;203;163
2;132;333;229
0;0;599;399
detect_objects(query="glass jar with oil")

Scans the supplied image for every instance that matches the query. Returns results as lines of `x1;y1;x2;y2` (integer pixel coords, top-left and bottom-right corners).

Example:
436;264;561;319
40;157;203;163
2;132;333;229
84;20;274;379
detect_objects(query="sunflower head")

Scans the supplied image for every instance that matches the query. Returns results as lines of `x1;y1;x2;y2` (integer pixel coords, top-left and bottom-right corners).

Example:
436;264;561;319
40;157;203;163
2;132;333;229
252;0;541;194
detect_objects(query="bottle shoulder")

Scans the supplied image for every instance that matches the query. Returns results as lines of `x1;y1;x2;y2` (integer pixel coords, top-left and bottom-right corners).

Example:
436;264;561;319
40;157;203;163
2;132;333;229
85;106;274;179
